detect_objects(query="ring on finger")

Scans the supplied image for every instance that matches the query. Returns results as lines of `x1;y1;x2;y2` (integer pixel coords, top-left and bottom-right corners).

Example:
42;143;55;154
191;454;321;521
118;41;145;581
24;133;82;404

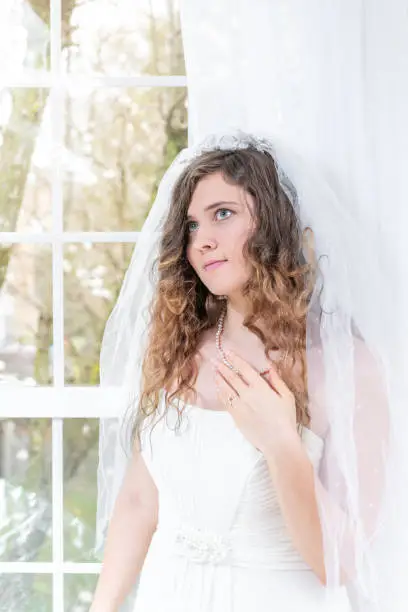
227;393;238;409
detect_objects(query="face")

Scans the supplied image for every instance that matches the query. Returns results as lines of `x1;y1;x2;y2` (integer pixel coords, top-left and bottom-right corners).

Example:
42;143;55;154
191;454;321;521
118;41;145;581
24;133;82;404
185;172;255;297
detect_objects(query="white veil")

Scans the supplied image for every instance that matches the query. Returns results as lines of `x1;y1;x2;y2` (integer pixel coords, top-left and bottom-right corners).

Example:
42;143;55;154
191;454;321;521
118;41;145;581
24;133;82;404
95;2;408;611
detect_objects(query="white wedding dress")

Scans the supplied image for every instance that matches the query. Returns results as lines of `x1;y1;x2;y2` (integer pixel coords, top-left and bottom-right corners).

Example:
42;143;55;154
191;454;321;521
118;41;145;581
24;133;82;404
132;393;351;612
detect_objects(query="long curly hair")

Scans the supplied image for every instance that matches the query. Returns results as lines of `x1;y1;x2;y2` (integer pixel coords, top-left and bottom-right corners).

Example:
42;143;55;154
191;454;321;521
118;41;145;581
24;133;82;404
130;145;319;448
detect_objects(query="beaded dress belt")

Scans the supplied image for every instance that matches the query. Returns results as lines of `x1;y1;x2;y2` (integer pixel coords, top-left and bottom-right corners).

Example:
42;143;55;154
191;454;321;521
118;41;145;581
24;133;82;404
152;522;311;570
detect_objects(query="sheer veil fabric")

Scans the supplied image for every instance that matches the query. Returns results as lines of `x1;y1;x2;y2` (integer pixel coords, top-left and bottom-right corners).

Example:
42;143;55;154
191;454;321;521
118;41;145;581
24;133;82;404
95;2;408;611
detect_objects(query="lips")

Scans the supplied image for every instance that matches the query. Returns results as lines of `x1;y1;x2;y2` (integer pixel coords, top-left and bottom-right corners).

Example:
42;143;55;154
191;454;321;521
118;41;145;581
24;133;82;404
203;260;227;271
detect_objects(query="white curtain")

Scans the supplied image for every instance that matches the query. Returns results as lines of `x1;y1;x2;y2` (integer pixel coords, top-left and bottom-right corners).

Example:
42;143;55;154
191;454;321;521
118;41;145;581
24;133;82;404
180;1;408;610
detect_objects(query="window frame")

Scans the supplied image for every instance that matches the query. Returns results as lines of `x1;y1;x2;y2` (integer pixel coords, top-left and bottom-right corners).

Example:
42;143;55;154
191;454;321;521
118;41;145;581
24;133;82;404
0;0;188;608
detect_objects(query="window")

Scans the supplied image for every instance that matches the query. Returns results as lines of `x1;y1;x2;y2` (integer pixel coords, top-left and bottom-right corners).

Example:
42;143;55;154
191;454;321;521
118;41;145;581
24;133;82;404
0;1;187;610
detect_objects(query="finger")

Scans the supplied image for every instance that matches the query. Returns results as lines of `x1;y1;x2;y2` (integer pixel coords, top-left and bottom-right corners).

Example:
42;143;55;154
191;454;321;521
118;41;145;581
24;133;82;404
214;367;239;398
215;359;250;397
265;361;291;396
224;350;264;388
215;373;242;413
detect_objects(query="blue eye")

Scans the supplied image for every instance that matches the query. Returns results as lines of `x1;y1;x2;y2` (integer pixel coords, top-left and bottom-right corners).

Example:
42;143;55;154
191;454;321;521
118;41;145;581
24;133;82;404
186;208;233;234
187;221;199;233
215;208;233;221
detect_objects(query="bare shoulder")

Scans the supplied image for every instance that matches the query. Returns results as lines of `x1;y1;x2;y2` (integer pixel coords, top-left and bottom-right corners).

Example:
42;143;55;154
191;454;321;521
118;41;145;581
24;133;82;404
196;327;218;361
166;327;218;402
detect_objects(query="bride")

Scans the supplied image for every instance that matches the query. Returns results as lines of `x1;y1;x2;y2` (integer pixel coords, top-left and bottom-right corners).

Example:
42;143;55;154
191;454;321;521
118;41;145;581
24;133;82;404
90;132;387;612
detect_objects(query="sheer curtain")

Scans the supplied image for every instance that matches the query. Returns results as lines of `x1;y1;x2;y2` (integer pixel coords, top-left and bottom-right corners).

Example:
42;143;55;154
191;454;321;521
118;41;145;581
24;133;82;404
180;1;408;610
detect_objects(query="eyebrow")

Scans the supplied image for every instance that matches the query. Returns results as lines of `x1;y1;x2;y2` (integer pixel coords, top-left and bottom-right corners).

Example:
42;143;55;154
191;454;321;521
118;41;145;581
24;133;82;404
186;200;240;221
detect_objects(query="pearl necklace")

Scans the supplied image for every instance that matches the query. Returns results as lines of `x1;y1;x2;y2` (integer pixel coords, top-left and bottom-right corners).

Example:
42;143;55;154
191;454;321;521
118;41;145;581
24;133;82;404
215;301;286;375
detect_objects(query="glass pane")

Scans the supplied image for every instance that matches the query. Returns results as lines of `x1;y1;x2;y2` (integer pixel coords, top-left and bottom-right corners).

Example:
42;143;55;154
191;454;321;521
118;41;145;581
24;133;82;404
0;2;50;75
0;419;52;562
66;0;185;76
65;574;98;611
64;418;100;562
0;573;52;612
63;86;187;231
64;243;133;385
0;88;52;234
0;243;53;386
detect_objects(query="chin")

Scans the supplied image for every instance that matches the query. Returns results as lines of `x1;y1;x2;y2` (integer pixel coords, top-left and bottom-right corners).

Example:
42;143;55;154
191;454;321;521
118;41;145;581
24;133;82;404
197;272;246;298
207;284;241;299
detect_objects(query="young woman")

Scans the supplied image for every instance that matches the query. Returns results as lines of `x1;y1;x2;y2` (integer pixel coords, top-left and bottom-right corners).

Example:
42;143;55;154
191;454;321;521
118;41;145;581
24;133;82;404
91;133;389;612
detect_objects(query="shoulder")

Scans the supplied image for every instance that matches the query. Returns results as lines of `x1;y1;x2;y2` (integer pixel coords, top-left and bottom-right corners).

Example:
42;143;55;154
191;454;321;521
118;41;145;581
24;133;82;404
165;327;217;397
196;327;218;362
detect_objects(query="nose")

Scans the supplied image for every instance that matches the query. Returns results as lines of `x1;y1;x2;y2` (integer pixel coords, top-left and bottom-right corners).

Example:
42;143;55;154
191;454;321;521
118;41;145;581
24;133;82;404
191;226;218;252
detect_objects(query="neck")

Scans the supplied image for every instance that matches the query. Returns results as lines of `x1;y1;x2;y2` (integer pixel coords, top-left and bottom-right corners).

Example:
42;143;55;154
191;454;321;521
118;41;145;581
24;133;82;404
218;295;283;367
221;293;262;347
223;297;246;332
218;295;274;371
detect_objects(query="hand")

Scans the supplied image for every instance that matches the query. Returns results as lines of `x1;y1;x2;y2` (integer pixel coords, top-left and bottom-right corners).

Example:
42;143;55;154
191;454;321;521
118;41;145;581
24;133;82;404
214;350;297;456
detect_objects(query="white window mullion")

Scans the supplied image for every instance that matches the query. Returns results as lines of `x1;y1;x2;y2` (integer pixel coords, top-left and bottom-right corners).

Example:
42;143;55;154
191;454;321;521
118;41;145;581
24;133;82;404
0;387;123;418
50;0;64;606
0;561;102;574
0;232;140;244
0;74;187;89
52;419;64;609
50;82;64;390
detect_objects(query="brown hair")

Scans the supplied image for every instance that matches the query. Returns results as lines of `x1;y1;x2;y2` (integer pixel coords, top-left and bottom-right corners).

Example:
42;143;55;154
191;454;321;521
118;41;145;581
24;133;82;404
129;145;319;448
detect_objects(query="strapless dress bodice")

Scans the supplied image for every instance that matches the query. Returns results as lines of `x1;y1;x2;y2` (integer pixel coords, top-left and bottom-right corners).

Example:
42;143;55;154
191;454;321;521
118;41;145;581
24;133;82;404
140;397;325;571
